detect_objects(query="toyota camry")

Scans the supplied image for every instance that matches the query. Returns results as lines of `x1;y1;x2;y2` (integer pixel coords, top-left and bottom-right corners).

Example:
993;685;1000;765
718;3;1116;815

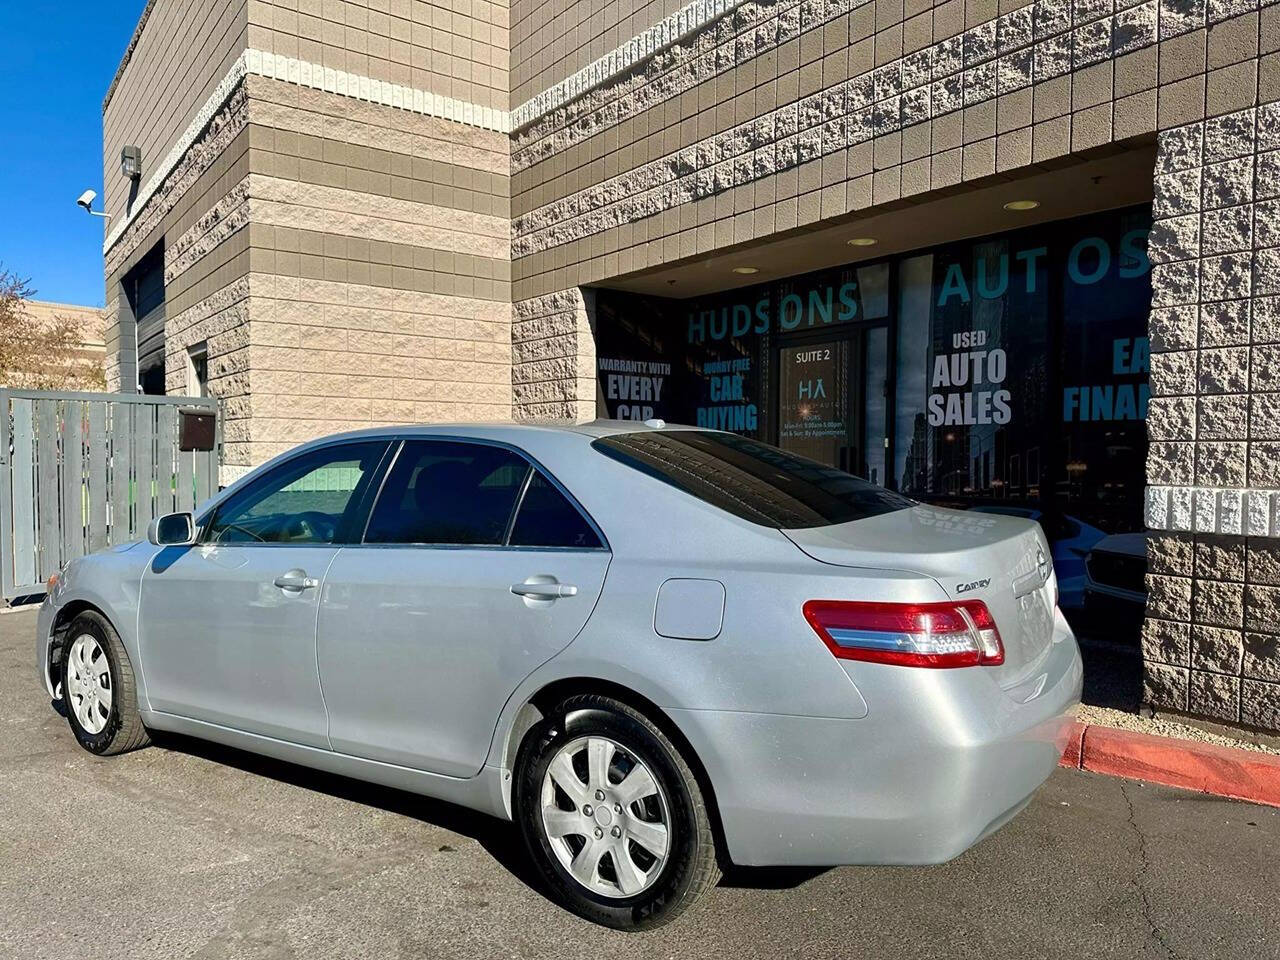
37;421;1082;929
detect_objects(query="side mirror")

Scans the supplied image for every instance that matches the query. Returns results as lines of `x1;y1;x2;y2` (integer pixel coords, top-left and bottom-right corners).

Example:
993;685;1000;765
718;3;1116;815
148;512;197;546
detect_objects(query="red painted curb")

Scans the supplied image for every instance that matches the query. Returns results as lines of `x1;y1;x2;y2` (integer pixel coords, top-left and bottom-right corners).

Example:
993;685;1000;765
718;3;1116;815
1059;719;1086;770
1058;721;1280;808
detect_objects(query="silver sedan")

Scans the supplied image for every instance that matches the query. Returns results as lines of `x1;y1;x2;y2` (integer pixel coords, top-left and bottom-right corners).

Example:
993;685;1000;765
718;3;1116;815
37;421;1082;929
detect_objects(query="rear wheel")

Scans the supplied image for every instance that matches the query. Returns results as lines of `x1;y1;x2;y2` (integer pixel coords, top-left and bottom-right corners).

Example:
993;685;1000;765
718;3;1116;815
514;695;719;930
60;611;151;756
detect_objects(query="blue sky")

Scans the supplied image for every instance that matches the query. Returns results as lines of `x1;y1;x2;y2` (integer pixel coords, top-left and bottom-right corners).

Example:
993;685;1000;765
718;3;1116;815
0;2;147;307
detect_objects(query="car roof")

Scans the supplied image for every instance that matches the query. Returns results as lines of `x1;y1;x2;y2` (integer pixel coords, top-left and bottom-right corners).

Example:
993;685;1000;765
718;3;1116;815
209;420;713;508
297;419;707;445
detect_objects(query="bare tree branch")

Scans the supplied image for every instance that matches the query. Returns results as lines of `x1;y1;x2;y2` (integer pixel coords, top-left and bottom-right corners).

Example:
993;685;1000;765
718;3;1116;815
0;267;108;391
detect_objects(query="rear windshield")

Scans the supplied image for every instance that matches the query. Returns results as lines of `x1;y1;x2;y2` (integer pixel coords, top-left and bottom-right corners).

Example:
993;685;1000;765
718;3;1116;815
591;430;914;529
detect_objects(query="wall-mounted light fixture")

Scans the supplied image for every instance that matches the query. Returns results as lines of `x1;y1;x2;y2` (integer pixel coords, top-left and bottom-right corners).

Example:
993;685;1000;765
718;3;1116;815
120;145;142;181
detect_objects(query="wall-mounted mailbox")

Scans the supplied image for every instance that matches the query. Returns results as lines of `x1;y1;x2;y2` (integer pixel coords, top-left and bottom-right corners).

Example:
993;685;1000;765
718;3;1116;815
179;410;216;452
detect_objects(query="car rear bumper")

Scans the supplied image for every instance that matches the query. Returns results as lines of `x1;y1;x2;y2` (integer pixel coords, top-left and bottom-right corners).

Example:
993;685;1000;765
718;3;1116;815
669;609;1083;867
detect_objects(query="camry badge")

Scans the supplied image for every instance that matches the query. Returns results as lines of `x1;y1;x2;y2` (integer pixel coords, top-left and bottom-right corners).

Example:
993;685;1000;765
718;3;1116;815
956;578;992;594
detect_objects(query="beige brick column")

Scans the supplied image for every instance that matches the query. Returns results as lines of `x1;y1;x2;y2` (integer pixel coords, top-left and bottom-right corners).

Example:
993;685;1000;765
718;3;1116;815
1144;99;1280;729
512;289;597;422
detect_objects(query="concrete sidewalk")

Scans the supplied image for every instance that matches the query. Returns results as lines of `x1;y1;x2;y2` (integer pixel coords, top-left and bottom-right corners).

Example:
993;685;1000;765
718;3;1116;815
4;606;1278;960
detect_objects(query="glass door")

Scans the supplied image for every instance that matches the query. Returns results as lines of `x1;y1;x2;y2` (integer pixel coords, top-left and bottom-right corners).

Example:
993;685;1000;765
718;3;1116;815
777;338;854;469
862;325;888;486
776;325;889;482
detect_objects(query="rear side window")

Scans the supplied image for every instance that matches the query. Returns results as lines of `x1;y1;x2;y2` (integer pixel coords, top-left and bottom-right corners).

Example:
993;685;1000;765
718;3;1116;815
592;431;913;529
509;472;603;549
365;440;527;545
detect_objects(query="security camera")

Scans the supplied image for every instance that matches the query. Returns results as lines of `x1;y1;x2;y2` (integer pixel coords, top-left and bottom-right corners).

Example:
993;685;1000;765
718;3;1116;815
76;189;98;212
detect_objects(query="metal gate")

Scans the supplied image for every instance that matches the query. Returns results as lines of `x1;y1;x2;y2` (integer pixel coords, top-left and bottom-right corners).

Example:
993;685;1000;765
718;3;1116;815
0;390;220;602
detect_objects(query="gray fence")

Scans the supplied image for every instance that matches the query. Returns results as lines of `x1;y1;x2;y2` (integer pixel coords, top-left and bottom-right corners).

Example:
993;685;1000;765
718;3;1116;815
0;390;220;601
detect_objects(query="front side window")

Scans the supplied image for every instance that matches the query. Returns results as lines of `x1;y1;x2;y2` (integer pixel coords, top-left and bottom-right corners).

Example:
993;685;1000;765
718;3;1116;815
593;430;912;529
205;441;387;544
364;441;529;545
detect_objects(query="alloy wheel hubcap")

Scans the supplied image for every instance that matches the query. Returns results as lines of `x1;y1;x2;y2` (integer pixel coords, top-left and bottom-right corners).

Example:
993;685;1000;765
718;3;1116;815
66;635;112;735
540;735;671;898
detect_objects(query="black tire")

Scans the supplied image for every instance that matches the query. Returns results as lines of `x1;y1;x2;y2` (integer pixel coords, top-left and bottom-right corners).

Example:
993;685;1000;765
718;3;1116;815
514;694;720;930
60;610;151;756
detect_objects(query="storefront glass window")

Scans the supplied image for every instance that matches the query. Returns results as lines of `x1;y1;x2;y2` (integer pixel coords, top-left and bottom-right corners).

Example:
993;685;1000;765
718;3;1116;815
1057;209;1152;533
863;326;888;486
856;263;890;320
894;234;1051;501
593;204;1152;543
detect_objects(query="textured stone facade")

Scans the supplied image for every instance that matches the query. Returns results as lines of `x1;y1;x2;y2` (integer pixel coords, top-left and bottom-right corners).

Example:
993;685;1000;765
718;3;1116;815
1142;100;1280;728
512;289;597;421
244;272;510;460
509;0;1277;298
162;277;252;471
508;0;1275;414
102;0;248;225
248;0;511;113
106;6;513;471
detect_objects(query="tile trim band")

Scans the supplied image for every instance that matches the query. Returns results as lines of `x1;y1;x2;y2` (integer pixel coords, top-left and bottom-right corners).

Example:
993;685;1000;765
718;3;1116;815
1145;486;1280;537
104;49;512;256
509;0;751;131
107;0;770;257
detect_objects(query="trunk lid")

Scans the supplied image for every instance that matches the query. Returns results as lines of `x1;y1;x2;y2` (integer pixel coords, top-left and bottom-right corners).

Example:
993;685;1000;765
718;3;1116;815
784;504;1057;689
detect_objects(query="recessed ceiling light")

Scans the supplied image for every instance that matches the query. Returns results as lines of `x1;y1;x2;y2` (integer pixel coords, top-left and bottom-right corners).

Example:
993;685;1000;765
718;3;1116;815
847;237;878;247
1003;199;1040;211
731;266;759;275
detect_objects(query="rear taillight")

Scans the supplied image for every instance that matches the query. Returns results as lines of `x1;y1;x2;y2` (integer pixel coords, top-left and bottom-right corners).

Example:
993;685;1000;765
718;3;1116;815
803;599;1005;668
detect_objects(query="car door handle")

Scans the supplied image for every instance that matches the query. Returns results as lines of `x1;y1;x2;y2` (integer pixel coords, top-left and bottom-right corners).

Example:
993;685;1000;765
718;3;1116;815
511;579;578;599
274;571;319;591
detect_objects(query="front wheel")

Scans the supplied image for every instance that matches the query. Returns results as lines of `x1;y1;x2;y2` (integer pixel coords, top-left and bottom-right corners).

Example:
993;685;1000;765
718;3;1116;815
60;610;151;756
514;695;720;930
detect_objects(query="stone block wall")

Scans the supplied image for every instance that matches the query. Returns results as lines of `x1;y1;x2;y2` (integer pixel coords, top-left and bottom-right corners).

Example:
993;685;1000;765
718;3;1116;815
164;277;252;466
104;22;513;474
152;70;516;472
105;81;252;409
1144;97;1280;730
512;289;597;421
103;0;248;223
249;0;511;113
511;0;677;107
233;74;513;467
509;0;1280;420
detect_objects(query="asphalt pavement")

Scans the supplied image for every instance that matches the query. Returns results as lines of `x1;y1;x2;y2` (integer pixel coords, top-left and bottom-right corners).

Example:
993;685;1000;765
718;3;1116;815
3;605;1277;960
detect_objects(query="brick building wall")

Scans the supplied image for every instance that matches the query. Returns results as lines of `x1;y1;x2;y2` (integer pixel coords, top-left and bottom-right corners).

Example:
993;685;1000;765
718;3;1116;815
511;0;684;105
1143;101;1280;729
102;0;251;395
102;0;250;223
248;0;510;112
104;1;513;477
5;301;107;390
